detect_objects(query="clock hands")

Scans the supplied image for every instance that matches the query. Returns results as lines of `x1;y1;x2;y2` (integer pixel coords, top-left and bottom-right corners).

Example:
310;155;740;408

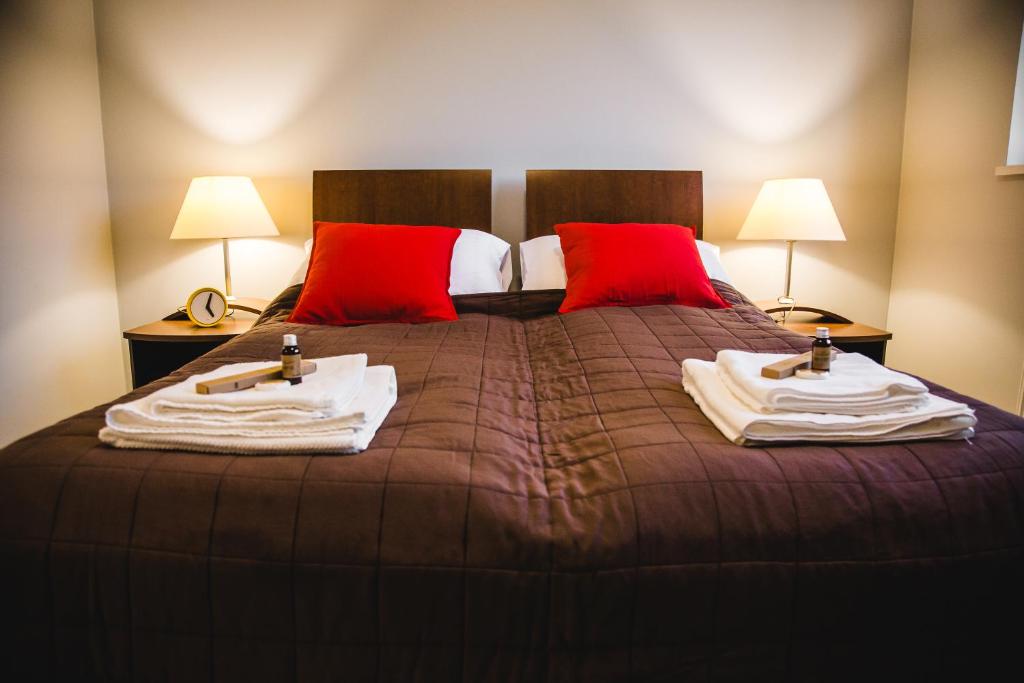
205;292;214;317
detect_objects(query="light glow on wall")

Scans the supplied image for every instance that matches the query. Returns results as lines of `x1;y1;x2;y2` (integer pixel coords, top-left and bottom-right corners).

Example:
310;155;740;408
1006;21;1024;165
628;1;894;143
101;0;382;144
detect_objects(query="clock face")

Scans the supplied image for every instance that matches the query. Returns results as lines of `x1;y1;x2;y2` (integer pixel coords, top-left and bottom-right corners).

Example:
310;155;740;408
186;287;227;327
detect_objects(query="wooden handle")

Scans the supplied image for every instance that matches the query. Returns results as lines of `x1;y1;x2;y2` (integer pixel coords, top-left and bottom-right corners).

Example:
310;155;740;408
761;350;837;379
196;360;318;394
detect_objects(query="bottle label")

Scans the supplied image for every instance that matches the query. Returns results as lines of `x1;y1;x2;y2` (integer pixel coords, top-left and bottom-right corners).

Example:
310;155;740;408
282;354;302;379
811;345;831;372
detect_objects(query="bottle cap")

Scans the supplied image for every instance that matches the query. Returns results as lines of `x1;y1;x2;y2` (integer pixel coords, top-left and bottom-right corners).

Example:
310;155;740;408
283;334;297;346
815;327;830;339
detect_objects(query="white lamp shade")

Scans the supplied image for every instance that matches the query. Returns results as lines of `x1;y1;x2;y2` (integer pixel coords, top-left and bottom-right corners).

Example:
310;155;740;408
737;178;846;242
170;176;280;240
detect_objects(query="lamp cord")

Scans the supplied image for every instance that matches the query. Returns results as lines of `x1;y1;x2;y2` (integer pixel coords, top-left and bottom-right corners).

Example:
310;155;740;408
776;299;795;324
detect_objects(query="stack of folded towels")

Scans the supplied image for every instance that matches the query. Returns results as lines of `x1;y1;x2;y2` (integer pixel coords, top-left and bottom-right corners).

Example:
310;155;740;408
100;354;397;454
682;350;976;445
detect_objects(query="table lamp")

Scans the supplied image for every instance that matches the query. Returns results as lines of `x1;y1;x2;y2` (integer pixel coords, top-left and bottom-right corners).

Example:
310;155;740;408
169;176;279;299
737;178;846;310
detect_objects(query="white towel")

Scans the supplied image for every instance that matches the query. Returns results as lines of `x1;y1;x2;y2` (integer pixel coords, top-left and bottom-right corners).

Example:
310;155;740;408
682;359;975;445
99;365;397;454
147;354;368;422
716;350;928;415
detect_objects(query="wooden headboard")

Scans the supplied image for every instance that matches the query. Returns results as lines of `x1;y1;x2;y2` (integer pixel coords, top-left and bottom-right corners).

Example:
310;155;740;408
525;170;703;239
312;170;492;230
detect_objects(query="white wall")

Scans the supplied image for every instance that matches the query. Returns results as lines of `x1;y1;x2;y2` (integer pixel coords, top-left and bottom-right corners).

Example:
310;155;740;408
1006;22;1024;165
887;0;1024;414
0;0;125;446
92;0;914;334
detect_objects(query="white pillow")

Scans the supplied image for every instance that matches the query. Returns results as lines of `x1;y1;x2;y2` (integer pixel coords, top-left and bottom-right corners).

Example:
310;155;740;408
287;238;315;287
287;229;513;294
449;229;513;295
519;234;567;289
519;234;732;289
695;240;732;284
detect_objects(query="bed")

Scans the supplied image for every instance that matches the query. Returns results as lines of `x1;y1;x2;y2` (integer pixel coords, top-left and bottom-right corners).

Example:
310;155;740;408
1;169;1021;682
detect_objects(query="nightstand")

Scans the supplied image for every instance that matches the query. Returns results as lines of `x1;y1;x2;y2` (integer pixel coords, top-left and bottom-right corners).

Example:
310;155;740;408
123;298;268;388
760;305;893;364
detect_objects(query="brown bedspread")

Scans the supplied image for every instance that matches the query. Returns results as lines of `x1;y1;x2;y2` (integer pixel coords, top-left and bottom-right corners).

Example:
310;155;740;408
2;285;1022;682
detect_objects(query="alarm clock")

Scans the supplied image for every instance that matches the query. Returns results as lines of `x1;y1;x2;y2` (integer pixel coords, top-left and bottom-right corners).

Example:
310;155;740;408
185;287;228;327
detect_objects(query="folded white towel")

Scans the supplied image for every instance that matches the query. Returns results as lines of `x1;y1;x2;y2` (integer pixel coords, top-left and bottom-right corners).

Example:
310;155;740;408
716;350;928;415
147;354;368;422
99;365;397;454
682;359;975;445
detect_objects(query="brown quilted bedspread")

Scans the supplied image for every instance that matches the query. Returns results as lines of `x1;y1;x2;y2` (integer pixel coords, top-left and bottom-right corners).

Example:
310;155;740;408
1;285;1022;682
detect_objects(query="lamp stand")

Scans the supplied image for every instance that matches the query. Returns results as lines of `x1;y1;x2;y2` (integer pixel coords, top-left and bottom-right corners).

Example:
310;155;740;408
778;240;797;323
221;238;235;300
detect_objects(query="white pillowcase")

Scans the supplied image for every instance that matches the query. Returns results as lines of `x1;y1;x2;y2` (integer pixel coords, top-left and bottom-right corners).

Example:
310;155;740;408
519;234;732;290
287;229;513;294
518;234;568;290
695;240;732;284
287;238;315;287
449;229;514;295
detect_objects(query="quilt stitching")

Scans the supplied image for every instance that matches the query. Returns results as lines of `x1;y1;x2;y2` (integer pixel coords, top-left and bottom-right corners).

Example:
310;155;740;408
612;305;726;670
3;286;1023;680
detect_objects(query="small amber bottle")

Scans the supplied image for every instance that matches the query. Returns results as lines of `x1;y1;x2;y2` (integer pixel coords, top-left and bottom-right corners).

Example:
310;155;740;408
811;326;832;373
281;334;302;385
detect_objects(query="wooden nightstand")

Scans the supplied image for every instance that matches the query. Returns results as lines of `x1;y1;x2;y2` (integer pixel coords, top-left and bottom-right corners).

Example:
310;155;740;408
759;305;893;364
123;298;269;388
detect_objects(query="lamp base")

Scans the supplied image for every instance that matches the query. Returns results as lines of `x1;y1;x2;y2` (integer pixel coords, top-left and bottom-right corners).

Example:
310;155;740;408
776;295;796;324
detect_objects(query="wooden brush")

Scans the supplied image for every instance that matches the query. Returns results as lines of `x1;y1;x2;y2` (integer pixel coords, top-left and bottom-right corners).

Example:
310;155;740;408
761;350;837;380
196;360;318;394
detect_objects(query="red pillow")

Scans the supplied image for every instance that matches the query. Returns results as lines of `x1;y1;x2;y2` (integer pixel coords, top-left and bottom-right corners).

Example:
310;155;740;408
289;222;461;325
556;222;731;314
